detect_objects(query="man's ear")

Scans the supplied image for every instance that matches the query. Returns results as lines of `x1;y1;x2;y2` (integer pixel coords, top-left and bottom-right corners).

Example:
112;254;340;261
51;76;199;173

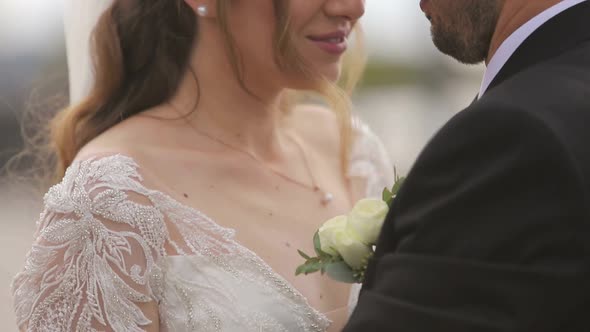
184;0;218;18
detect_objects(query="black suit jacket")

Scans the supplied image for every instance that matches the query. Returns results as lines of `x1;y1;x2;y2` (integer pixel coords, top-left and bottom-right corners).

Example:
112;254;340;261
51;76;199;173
344;2;590;331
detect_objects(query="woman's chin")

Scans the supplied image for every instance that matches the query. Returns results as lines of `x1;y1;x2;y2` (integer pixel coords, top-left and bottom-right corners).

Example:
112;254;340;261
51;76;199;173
286;73;341;91
317;65;342;83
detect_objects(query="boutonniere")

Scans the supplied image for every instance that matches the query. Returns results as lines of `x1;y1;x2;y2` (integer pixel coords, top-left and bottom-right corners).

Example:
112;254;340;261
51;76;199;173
295;172;405;283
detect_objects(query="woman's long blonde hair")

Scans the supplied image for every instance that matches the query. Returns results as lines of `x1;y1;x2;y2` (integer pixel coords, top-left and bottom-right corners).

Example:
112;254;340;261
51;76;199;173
11;0;366;188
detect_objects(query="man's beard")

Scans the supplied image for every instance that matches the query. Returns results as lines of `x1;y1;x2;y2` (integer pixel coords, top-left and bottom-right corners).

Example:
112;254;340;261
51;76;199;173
431;1;501;64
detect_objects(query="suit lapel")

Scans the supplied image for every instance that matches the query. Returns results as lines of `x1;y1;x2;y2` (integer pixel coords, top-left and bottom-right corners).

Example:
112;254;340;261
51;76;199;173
485;0;590;95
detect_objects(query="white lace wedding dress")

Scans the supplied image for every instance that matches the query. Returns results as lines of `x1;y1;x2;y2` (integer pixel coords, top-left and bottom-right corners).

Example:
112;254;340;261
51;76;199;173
11;121;393;331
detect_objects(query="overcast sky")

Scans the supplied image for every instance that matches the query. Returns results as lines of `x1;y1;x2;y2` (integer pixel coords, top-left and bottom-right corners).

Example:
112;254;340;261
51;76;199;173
0;1;438;62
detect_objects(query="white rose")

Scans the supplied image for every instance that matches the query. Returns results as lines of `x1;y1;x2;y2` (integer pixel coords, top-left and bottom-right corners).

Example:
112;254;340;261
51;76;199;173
318;215;348;256
331;228;372;269
347;198;389;245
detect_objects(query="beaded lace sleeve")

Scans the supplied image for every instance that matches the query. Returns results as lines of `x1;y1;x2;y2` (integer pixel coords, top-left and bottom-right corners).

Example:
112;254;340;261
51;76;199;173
349;117;395;198
11;156;166;331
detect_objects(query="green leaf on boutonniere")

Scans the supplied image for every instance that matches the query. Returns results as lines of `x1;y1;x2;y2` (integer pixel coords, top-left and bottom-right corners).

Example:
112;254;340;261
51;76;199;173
297;250;311;260
325;261;358;284
295;264;307;276
313;231;330;258
304;261;323;274
382;187;394;206
296;260;314;275
296;257;330;276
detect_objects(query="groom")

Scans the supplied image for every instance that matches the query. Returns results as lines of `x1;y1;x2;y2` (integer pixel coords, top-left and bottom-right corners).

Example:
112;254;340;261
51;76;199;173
344;0;590;331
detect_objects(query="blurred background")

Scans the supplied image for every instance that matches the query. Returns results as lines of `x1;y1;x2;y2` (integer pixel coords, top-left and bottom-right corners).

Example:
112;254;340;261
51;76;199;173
0;1;483;328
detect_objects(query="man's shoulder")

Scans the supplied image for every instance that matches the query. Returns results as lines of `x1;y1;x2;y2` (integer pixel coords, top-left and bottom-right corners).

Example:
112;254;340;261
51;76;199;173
434;55;590;195
471;50;590;162
480;41;590;116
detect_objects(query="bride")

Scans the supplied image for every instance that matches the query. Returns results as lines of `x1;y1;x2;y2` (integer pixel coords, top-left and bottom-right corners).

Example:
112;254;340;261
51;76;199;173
12;0;393;331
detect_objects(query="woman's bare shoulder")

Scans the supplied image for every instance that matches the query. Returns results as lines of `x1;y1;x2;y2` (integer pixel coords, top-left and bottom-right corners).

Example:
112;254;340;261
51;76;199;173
75;113;171;164
290;104;342;154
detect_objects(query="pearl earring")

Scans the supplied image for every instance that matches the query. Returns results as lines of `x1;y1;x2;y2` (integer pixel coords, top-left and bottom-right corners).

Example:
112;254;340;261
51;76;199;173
197;5;208;17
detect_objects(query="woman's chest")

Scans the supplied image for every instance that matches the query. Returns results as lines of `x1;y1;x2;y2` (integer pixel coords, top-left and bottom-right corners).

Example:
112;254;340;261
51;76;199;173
149;155;357;311
178;184;353;310
157;254;332;332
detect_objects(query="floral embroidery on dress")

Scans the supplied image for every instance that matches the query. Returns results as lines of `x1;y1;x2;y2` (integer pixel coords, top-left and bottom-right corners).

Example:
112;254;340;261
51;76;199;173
12;118;393;331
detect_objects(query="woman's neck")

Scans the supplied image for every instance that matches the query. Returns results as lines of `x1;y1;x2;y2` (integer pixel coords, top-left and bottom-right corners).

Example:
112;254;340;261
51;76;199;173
166;37;291;161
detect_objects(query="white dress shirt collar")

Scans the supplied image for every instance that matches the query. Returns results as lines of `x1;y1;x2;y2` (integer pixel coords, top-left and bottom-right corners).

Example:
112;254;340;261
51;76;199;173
478;0;587;98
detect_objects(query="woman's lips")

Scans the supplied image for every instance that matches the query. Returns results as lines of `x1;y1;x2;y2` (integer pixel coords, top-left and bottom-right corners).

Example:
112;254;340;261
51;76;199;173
308;32;348;55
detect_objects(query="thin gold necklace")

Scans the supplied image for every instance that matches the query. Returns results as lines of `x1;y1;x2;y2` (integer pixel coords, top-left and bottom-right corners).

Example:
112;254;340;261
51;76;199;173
172;105;334;206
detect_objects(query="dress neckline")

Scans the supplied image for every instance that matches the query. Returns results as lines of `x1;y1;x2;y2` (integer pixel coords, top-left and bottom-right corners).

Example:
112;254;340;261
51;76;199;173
67;119;387;329
76;153;333;328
